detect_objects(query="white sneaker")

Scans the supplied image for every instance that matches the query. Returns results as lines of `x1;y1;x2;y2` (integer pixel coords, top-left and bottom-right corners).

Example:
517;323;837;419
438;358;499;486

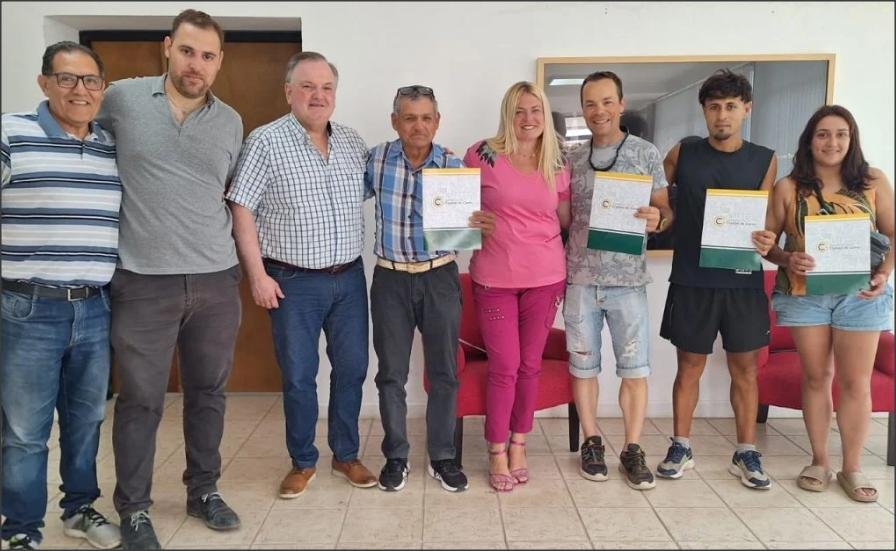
62;505;121;549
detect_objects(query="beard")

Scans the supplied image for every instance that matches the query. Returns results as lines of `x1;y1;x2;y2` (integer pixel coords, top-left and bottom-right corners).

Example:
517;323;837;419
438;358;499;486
711;128;736;141
170;71;209;100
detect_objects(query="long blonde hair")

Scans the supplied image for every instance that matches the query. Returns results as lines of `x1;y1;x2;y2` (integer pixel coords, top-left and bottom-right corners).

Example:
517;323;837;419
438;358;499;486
485;81;565;189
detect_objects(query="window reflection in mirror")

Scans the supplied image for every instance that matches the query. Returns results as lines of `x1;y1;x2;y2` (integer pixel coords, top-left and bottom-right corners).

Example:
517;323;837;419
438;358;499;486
538;55;834;250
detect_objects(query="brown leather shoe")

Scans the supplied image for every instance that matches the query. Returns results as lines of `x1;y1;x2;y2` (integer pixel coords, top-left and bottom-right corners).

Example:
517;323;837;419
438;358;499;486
279;466;316;499
331;458;377;488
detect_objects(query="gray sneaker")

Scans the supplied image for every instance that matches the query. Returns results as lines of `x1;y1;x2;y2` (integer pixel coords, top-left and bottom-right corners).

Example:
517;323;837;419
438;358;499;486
729;450;771;489
656;439;695;479
120;510;160;551
63;505;121;549
7;533;40;550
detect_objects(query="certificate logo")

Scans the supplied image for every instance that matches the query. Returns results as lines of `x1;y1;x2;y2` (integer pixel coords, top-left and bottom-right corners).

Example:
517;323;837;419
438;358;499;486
714;215;728;226
433;196;444;207
817;240;830;253
601;200;611;209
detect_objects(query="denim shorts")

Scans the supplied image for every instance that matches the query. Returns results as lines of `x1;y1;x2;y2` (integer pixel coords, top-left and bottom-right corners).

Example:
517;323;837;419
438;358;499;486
563;283;651;379
771;284;894;331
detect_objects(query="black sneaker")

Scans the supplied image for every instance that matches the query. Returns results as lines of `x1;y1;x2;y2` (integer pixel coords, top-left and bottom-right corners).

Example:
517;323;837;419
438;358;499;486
378;458;410;491
580;435;608;481
428;458;469;492
619;443;656;490
120;510;160;551
187;491;241;531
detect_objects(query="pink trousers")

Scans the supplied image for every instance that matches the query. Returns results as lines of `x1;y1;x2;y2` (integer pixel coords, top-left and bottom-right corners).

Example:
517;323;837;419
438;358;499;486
473;279;566;444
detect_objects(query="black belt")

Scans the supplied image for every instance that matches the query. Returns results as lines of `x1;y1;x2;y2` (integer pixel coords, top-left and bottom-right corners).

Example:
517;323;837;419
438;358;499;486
263;256;360;275
2;279;102;301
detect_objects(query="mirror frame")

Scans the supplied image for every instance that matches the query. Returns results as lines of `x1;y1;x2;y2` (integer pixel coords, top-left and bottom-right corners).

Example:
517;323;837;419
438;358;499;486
536;54;836;256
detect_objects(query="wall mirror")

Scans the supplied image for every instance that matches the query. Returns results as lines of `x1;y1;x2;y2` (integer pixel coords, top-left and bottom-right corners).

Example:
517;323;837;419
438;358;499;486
537;54;835;250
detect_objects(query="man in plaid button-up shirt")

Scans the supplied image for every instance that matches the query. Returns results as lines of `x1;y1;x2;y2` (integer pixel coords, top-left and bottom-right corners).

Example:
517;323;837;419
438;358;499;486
365;85;493;492
227;51;378;497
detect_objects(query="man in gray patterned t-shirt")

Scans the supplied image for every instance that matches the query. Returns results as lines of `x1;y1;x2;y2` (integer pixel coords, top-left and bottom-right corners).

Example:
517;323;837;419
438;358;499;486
564;71;673;491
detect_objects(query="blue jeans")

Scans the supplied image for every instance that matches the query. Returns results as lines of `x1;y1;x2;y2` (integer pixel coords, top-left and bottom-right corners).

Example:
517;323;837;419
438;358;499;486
1;289;111;543
563;283;652;379
772;285;894;331
266;259;369;469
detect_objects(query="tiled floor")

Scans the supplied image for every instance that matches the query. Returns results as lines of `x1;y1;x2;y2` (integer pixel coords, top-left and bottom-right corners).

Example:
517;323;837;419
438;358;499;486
30;394;895;549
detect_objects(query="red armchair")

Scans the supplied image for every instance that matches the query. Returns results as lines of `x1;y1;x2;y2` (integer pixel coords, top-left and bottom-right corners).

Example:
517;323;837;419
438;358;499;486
424;273;579;468
757;270;895;465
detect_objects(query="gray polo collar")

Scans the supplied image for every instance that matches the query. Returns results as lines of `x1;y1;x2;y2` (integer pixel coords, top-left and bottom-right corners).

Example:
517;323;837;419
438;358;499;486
151;74;217;107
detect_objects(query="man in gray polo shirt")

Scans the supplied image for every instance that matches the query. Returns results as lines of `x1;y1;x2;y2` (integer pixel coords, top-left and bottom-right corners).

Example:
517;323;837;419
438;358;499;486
95;9;243;550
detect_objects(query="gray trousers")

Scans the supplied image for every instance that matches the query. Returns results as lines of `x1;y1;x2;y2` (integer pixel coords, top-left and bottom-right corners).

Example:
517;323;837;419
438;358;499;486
109;266;241;516
371;261;461;461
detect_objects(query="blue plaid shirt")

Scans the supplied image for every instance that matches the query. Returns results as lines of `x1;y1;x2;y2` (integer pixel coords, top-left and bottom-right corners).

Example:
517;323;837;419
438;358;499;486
365;139;463;262
227;115;368;269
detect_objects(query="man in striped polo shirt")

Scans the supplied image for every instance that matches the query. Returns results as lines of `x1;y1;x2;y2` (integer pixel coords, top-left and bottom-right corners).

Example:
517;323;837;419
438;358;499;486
1;42;122;550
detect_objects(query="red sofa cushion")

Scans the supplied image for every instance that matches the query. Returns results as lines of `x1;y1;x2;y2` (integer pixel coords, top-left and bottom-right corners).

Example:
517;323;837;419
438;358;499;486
757;350;803;410
428;273;574;419
455;357;572;417
875;332;895;377
763;270;795;351
759;269;895;414
459;273;484;351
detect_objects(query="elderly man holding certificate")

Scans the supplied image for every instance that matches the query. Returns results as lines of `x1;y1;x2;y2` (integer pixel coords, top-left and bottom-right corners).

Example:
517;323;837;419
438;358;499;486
764;104;894;502
366;84;493;493
564;71;672;491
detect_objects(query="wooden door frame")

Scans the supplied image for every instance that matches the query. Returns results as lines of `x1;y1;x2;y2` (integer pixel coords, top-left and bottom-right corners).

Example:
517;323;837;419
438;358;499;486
81;29;302;45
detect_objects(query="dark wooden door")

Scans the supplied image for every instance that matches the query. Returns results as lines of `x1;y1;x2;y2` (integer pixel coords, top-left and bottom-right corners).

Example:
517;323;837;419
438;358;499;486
90;36;300;391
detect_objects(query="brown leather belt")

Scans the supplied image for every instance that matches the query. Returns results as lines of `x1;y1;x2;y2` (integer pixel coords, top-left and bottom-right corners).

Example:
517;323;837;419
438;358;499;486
2;279;102;301
263;256;360;275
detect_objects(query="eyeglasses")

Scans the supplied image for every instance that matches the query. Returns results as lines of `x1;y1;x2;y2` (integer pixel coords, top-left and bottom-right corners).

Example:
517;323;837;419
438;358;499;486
47;72;105;91
396;85;434;98
588;130;630;172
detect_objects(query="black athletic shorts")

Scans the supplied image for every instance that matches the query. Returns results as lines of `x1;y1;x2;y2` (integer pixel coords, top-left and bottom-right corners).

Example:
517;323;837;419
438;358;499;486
660;284;770;354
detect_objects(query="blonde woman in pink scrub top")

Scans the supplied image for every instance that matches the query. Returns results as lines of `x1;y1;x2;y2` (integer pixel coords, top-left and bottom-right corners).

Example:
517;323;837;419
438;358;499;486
463;81;571;492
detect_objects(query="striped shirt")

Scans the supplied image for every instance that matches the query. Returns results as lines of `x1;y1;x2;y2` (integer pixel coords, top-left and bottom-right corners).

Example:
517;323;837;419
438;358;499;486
1;101;121;287
226;114;368;269
365;139;463;262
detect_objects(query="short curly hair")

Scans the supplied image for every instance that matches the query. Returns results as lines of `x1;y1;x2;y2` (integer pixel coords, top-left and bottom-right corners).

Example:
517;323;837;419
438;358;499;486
698;69;752;105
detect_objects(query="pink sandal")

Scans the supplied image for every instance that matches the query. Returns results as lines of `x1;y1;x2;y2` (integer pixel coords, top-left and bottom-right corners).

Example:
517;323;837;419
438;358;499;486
488;448;515;492
509;439;529;484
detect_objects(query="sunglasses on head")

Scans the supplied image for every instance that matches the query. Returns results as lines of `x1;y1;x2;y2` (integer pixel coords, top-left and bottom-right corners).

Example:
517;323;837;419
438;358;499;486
396;85;434;97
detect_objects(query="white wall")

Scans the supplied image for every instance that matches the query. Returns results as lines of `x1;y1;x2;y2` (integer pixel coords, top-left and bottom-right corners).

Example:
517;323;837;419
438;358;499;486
3;1;893;419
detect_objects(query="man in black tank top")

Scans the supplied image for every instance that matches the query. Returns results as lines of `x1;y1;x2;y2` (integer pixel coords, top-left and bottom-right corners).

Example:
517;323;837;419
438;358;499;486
656;70;779;490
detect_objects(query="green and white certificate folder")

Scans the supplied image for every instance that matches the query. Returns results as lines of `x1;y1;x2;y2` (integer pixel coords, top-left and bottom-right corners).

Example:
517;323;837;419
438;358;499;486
587;171;652;255
699;189;768;271
804;213;870;295
422;168;482;251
